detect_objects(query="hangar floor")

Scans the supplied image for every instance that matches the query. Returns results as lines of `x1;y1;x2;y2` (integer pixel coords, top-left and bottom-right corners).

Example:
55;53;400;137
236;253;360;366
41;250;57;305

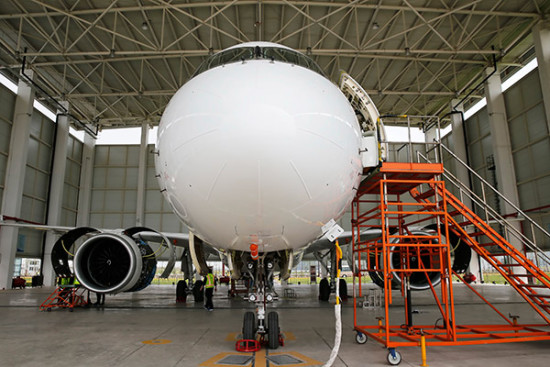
1;283;550;367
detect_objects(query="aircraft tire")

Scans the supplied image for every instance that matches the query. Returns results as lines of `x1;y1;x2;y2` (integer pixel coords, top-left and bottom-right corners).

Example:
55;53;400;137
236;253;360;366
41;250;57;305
267;311;280;349
243;311;256;340
319;278;330;301
176;280;187;303
339;278;348;300
193;280;204;302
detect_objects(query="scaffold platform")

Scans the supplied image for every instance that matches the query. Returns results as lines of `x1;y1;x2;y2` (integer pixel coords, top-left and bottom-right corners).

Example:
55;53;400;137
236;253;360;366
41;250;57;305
352;161;550;365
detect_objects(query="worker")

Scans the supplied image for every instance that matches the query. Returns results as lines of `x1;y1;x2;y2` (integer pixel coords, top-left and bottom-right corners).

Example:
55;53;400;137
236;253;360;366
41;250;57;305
203;267;215;311
95;292;105;306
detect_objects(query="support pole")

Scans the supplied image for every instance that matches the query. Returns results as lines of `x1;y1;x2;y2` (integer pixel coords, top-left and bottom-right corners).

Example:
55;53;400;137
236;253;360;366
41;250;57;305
533;21;550;133
450;100;481;281
136;123;149;226
420;334;428;367
76;132;95;227
484;67;524;259
0;71;35;290
43;102;70;286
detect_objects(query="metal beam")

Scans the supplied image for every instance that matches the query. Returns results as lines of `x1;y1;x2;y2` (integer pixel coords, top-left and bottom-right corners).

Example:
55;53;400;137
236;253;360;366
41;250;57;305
2;1;537;20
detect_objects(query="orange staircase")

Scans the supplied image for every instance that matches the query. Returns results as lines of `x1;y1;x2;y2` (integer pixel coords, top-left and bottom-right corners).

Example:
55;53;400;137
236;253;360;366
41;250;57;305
410;181;550;323
350;116;550;363
352;160;550;364
39;285;88;311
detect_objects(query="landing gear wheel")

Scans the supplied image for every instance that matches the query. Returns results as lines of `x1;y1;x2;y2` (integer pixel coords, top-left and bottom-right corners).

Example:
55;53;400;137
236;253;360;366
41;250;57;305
339;278;348;301
243;311;256;340
176;280;187;303
193;280;204;302
267;311;280;349
319;278;330;301
355;332;367;344
387;349;402;365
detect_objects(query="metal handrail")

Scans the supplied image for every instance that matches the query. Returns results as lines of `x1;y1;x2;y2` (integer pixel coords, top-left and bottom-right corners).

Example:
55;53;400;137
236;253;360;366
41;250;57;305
439;144;550;242
417;146;550;267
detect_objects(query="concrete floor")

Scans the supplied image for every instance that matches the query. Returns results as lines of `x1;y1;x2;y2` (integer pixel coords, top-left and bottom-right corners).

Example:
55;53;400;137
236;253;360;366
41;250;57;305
1;282;550;367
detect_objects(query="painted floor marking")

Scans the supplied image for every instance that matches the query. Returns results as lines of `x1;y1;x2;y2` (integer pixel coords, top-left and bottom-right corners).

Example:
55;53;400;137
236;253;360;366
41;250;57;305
199;350;320;367
142;339;172;345
225;332;296;342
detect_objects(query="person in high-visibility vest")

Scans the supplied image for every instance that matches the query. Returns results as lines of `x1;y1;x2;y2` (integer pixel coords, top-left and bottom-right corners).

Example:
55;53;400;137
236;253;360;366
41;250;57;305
203;267;215;311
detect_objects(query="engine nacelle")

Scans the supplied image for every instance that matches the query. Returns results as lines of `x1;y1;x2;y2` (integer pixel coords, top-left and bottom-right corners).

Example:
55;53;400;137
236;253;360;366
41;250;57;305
51;227;165;294
369;230;442;291
75;232;155;294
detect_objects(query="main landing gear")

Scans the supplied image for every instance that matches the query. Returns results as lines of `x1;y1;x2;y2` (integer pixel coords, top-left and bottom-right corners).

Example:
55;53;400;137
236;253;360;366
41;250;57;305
239;256;283;350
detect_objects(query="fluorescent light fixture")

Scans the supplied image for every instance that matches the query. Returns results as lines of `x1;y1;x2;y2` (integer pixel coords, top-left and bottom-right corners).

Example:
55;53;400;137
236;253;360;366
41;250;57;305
0;73;18;93
440;124;452;138
502;58;538;92
464;58;538;121
69;127;85;142
33;100;56;121
464;97;487;120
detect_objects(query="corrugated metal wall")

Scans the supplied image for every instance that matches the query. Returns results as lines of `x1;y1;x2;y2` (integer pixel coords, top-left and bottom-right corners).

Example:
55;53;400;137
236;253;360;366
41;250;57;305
90;144;185;233
460;69;549;249
0;84;15;210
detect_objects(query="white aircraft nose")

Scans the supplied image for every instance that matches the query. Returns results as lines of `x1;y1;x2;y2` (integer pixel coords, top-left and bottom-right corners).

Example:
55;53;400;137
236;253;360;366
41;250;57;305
158;60;362;251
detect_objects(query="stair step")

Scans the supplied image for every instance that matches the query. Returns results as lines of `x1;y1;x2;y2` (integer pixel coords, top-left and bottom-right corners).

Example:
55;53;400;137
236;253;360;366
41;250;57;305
478;242;498;247
413;190;435;200
518;284;549;288
469;231;486;237
498;264;523;267
486;252;510;257
527;294;550;299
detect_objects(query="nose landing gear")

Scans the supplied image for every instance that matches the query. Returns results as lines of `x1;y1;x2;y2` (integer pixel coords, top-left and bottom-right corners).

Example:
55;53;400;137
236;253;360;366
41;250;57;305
238;256;283;350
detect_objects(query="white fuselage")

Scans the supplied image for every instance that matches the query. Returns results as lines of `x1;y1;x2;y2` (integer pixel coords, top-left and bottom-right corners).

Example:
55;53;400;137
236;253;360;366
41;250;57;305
156;44;362;253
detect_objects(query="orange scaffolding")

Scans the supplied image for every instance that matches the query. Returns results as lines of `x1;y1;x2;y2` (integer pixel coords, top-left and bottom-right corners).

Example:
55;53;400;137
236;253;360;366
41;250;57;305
40;285;88;311
352;162;550;364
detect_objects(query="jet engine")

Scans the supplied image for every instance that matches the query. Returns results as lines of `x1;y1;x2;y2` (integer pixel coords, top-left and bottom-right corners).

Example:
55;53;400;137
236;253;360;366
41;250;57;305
51;227;174;294
367;227;471;291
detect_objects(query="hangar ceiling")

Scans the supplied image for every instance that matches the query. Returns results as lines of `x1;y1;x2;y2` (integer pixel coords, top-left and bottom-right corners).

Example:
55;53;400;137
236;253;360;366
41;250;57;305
0;0;548;129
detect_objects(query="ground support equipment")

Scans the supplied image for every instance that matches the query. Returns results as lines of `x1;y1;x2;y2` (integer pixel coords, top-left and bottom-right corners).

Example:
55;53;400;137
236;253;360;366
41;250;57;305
352;162;550;365
39;285;88;311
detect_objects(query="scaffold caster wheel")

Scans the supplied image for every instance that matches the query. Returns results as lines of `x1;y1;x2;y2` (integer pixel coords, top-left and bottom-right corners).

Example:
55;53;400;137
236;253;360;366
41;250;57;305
355;332;367;344
387;349;402;366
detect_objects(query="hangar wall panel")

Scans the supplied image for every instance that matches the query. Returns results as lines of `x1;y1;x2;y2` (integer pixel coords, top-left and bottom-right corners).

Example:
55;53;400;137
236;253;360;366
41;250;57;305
18;111;54;257
441;133;461;198
504;69;550;247
90;144;185;233
0;83;15;210
61;135;82;226
465;68;550;249
90;145;138;229
145;144;186;233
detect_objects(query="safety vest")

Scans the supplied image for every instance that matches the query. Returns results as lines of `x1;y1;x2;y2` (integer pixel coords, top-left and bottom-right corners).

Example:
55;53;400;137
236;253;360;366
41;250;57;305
205;273;215;288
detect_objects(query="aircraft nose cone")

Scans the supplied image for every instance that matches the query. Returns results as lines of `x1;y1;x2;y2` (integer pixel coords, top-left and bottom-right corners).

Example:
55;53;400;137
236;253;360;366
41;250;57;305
157;60;362;251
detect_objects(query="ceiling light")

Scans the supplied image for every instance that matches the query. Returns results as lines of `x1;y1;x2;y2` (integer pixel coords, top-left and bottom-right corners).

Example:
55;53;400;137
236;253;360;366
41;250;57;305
405;47;411;56
141;21;149;31
372;22;379;30
109;49;115;58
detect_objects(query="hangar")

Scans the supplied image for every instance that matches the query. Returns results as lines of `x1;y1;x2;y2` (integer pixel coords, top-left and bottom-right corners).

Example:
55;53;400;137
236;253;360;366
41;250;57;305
1;1;550;366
